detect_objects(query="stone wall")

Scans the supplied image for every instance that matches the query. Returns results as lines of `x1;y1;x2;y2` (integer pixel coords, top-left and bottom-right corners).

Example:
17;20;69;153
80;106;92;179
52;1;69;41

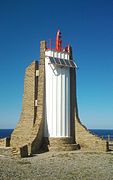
75;117;109;152
70;44;108;152
9;41;46;157
10;61;38;149
28;41;46;154
0;137;10;147
0;138;6;147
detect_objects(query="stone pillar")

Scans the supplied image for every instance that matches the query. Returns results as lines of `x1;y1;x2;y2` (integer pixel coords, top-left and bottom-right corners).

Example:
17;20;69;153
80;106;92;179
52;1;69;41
70;46;76;142
29;41;47;154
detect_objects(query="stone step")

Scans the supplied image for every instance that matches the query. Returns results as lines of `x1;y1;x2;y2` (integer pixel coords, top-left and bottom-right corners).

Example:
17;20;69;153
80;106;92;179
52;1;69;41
49;144;80;151
0;147;12;156
43;137;76;146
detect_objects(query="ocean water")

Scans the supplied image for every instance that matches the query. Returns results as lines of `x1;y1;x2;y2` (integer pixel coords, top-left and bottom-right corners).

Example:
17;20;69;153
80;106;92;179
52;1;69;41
89;129;113;140
0;129;113;140
0;129;14;138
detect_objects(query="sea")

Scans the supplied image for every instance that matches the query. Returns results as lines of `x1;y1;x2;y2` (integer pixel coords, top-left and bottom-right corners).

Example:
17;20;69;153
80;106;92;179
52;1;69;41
0;129;14;139
0;129;113;140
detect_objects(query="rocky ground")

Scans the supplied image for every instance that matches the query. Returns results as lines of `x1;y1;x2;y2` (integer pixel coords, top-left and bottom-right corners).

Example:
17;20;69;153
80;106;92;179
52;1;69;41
0;151;113;180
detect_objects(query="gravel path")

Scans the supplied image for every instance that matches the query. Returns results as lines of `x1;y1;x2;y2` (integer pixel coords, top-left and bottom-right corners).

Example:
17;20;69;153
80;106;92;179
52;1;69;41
0;151;113;180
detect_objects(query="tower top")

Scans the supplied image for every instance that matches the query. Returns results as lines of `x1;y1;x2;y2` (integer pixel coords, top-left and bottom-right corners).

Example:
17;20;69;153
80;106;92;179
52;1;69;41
47;29;71;54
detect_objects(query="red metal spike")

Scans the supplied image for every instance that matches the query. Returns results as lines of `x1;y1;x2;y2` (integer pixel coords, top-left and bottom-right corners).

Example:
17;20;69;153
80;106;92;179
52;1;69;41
56;29;62;51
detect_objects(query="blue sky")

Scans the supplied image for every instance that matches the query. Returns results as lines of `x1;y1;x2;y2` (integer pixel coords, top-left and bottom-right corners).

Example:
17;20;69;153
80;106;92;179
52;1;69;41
0;0;113;129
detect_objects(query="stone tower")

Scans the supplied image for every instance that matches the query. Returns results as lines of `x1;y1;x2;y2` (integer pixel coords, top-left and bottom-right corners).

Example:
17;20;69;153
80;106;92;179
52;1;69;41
0;30;108;157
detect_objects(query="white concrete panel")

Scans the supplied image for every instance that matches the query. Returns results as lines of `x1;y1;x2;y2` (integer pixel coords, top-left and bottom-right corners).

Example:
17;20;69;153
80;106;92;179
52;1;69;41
57;52;60;58
45;50;69;60
61;53;64;59
65;53;68;60
54;51;57;58
44;51;71;137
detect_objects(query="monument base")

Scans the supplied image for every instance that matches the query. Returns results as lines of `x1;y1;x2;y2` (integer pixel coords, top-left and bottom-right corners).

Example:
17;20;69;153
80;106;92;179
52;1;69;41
43;137;80;151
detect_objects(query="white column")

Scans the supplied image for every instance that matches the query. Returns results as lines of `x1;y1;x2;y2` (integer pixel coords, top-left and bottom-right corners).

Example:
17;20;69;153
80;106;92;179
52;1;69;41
44;54;70;137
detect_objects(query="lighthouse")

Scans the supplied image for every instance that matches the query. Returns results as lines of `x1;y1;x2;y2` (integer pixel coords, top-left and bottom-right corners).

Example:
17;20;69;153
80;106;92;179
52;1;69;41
44;30;76;138
42;30;79;151
8;30;108;157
